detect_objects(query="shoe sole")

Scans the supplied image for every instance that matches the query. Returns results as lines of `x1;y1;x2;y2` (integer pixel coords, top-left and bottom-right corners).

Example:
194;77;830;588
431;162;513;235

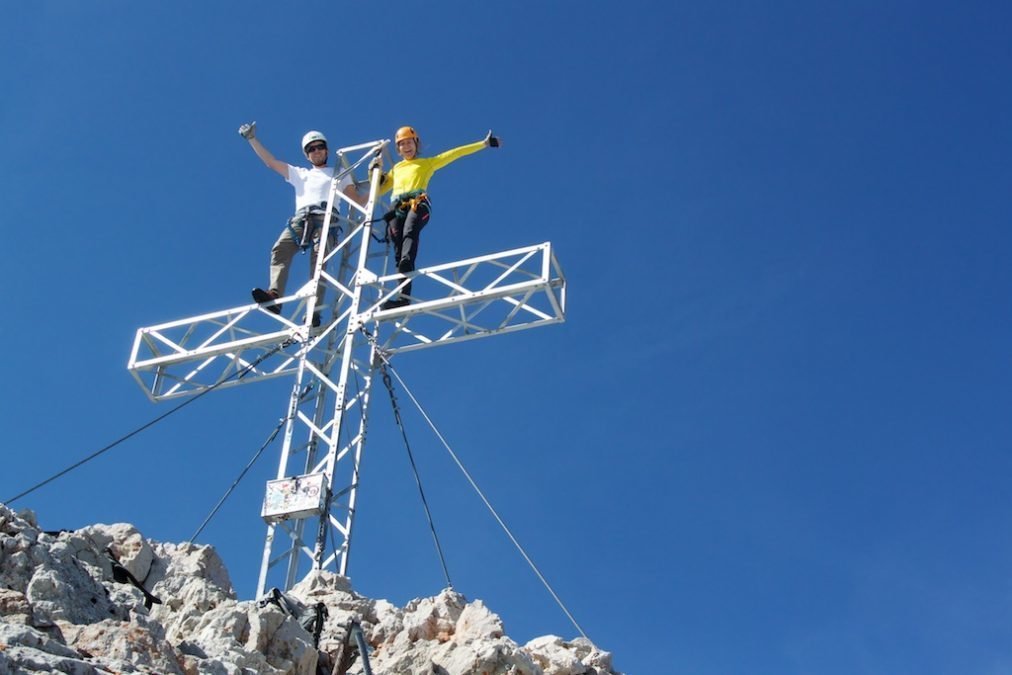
252;288;282;314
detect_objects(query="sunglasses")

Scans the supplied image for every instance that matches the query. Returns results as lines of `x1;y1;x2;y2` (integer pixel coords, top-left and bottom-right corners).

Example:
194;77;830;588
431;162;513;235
306;143;327;153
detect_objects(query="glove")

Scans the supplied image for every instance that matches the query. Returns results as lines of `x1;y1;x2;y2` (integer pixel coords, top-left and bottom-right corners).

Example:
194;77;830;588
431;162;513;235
368;156;383;172
484;129;501;148
238;121;257;140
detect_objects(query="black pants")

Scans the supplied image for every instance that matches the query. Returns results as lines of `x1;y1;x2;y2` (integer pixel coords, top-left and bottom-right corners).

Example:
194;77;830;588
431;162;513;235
388;199;430;297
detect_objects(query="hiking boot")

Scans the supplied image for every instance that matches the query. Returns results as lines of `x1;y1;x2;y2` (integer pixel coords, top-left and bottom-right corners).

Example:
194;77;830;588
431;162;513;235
252;288;282;314
381;297;411;311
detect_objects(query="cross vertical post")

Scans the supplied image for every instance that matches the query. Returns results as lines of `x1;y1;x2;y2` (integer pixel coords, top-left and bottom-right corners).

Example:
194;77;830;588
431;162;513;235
127;138;567;596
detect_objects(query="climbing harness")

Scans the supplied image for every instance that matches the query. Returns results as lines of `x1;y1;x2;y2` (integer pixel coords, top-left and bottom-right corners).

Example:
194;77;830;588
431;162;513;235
383;190;431;223
287;203;343;253
382;192;431;278
375;190;432;235
285;148;382;251
394;190;430;216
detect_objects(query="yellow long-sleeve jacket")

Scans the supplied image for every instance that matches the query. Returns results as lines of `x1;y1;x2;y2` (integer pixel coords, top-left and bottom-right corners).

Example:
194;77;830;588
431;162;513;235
379;140;486;201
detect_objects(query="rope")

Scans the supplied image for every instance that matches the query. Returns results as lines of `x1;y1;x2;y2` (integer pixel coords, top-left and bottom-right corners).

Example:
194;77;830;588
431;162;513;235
374;350;589;640
364;215;389;243
5;339;297;505
378;362;454;589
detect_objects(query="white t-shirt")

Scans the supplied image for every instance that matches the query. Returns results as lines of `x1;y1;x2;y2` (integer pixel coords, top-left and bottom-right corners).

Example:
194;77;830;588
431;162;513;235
286;164;353;211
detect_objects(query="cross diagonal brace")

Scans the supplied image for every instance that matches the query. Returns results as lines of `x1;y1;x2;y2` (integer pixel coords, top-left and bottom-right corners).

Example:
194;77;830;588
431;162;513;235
127;138;567;598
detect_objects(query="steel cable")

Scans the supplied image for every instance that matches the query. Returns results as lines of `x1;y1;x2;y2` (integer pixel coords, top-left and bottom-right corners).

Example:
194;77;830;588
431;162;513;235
377;354;589;640
5;339;296;505
379;363;454;589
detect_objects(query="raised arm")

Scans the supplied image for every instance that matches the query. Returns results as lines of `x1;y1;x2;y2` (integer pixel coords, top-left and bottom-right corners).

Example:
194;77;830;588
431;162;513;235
430;130;502;171
238;122;289;179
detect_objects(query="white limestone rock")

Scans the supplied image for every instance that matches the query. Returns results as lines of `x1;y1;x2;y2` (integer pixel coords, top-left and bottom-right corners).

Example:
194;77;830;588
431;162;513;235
147;541;233;595
352;588;537;675
288;570;382;649
401;588;467;642
147;541;236;645
4;517;148;626
0;622;81;659
0;647;107;675
77;523;155;582
0;587;34;625
59;614;185;675
26;560;125;625
0;506;45;594
526;635;616;675
454;600;505;643
176;599;318;675
0;622;103;675
0;503;622;675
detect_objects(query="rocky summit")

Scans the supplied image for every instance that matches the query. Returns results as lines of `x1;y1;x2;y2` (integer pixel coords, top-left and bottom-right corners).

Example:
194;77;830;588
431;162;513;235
0;504;620;675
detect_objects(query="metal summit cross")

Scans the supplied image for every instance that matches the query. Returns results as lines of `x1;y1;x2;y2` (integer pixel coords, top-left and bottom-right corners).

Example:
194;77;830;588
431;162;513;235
127;139;567;595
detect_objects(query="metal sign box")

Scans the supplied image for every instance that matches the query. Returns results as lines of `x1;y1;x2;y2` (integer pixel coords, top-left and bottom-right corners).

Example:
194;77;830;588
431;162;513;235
261;473;327;522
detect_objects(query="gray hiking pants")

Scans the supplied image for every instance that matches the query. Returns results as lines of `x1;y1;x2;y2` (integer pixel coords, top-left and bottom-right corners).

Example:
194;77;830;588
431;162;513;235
268;211;335;305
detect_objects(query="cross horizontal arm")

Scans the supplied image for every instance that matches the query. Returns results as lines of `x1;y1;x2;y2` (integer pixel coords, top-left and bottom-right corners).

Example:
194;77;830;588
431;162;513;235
363;242;566;354
128;242;565;401
127;295;317;401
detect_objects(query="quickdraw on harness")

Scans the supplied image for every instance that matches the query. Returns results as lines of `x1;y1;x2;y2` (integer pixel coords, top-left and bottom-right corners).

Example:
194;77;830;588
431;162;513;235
287;203;342;253
365;191;432;244
382;190;430;222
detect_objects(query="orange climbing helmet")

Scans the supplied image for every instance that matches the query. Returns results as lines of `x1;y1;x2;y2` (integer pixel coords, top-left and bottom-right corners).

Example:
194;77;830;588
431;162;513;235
395;126;420;145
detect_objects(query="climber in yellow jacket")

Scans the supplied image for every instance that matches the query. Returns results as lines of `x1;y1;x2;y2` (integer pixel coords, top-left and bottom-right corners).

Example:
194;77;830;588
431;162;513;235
371;126;501;308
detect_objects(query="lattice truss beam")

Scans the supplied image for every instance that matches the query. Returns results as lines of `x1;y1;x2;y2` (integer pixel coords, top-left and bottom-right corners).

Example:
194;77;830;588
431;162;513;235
125;136;567;595
256;140;387;592
264;330;377;589
126;139;383;401
128;241;566;400
365;242;566;353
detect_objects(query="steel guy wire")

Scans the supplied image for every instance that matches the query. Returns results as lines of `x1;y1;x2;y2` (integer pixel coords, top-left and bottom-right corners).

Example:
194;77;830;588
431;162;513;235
378;355;590;640
189;418;285;543
6;339;297;505
379;363;454;589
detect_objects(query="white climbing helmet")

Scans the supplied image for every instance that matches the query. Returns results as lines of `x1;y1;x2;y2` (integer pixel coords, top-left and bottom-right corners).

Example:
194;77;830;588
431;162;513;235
302;131;328;153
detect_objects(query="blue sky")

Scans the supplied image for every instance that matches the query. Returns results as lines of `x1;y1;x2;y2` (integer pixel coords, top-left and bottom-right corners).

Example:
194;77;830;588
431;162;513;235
3;2;1011;673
